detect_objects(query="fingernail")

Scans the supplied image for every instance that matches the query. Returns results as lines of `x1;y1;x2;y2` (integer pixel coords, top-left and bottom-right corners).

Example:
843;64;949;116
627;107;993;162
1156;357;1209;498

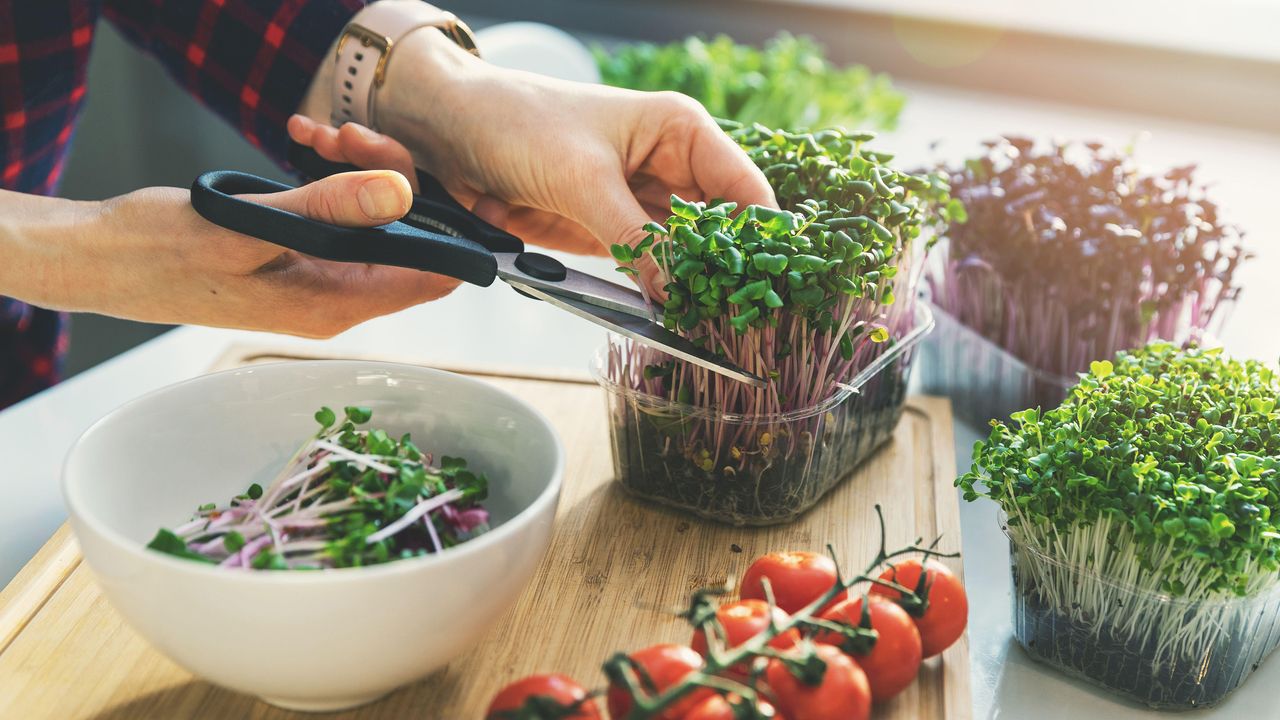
357;177;403;220
352;123;378;140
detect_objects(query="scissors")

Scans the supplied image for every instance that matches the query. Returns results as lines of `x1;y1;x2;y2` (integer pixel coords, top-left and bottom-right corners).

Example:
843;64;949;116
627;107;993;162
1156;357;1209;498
188;142;765;388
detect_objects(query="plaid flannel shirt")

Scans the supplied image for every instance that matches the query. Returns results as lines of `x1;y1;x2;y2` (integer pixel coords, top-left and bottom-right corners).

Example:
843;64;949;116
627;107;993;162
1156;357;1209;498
0;0;364;408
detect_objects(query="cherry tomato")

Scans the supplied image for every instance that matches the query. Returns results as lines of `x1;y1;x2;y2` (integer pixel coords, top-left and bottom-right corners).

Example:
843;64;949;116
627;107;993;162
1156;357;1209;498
741;551;838;614
815;596;922;701
870;559;969;658
690;599;801;679
680;694;783;720
764;643;871;720
486;674;601;719
607;644;714;720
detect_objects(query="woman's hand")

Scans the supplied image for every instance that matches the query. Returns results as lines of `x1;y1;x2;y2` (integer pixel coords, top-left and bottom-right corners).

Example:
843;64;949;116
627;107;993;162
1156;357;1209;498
297;28;777;260
0;169;459;338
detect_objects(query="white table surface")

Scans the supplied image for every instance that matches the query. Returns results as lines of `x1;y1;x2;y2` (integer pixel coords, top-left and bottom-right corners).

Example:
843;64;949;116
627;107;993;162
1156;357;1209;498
2;80;1278;719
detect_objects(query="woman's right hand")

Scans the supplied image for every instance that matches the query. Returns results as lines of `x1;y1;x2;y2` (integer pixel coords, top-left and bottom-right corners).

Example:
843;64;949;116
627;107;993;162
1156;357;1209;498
0;169;460;338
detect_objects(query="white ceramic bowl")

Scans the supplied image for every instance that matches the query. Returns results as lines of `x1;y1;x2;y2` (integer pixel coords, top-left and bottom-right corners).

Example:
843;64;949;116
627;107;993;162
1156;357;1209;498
63;361;563;712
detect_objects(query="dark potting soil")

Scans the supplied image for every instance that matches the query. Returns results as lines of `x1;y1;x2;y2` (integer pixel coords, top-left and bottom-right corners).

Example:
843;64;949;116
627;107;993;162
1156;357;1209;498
609;358;911;526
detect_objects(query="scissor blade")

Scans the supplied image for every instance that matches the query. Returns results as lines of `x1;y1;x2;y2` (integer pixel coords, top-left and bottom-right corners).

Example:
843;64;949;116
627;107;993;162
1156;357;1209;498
508;280;767;389
494;253;652;320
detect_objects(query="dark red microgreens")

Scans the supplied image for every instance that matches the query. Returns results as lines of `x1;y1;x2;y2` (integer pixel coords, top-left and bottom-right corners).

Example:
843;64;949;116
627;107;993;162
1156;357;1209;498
929;137;1249;377
146;406;490;570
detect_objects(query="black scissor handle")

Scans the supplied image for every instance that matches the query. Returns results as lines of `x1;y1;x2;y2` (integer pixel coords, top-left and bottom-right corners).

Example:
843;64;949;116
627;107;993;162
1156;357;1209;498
285;142;523;254
190;170;498;287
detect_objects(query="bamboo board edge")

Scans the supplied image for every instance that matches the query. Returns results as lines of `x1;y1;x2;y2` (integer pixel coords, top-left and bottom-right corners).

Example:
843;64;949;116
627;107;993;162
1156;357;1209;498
208;344;596;385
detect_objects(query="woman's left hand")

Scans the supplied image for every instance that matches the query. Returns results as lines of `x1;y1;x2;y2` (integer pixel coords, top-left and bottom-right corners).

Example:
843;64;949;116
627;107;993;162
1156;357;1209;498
293;28;776;264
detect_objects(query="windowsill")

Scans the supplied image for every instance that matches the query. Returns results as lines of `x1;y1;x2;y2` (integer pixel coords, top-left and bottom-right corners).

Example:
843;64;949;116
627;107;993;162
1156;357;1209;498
765;0;1280;65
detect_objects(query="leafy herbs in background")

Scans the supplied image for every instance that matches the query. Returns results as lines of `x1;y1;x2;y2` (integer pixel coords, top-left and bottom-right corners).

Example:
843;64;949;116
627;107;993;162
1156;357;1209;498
147;407;489;570
595;33;905;132
928;137;1249;379
959;343;1280;702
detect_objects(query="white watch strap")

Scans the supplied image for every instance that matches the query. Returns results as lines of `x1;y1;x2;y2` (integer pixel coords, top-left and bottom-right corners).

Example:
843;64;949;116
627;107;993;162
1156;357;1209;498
330;1;477;130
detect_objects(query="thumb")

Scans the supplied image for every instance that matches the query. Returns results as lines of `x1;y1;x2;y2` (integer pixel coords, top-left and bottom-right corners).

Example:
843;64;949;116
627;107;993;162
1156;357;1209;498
580;174;653;254
240;170;413;226
578;176;668;298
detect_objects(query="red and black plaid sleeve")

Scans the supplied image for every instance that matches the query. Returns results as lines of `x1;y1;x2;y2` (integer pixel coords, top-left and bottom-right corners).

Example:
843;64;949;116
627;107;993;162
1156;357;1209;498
104;0;364;162
1;0;366;408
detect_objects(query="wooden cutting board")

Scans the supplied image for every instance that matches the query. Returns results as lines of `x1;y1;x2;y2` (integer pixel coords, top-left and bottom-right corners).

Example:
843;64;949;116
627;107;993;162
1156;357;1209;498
0;345;970;720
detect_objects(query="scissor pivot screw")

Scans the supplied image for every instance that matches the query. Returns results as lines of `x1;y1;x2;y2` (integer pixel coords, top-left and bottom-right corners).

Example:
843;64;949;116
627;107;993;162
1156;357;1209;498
515;252;567;282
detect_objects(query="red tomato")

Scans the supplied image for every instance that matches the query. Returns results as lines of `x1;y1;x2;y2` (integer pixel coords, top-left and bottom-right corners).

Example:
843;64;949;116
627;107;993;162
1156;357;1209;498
690;599;800;679
871;559;969;658
486;674;601;719
815;596;923;701
680;694;783;720
741;551;838;614
607;644;714;720
764;643;871;720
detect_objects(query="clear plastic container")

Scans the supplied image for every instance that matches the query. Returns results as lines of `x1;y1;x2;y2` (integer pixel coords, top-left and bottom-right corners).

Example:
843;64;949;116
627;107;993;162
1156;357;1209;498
592;303;933;526
1005;522;1280;709
917;301;1076;425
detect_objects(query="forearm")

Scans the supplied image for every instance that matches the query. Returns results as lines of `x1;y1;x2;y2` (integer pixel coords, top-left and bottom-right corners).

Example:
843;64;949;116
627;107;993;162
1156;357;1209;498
0;191;98;311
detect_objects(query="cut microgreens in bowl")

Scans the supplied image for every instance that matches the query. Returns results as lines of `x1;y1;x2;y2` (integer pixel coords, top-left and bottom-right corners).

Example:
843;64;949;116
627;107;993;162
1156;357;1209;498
147;406;489;570
929;137;1249;380
960;343;1280;708
594;33;904;131
599;123;956;524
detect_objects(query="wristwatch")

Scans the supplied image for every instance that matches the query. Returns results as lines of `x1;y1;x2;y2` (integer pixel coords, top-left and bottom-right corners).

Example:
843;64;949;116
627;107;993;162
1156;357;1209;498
330;0;479;130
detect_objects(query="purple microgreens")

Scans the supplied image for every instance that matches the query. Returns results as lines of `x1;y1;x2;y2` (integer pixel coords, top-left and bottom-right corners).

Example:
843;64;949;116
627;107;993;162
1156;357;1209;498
928;137;1248;378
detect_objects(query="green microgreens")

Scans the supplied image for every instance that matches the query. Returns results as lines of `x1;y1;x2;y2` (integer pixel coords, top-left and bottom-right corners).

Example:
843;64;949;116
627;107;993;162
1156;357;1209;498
959;343;1280;687
605;123;955;513
146;406;490;570
961;342;1280;597
594;33;905;132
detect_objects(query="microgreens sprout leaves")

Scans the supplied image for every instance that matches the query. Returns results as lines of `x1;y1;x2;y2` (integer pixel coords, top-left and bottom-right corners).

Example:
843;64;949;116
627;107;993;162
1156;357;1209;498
960;343;1280;599
344;406;373;425
146;529;215;564
611;243;635;264
314;406;336;431
630;124;950;348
